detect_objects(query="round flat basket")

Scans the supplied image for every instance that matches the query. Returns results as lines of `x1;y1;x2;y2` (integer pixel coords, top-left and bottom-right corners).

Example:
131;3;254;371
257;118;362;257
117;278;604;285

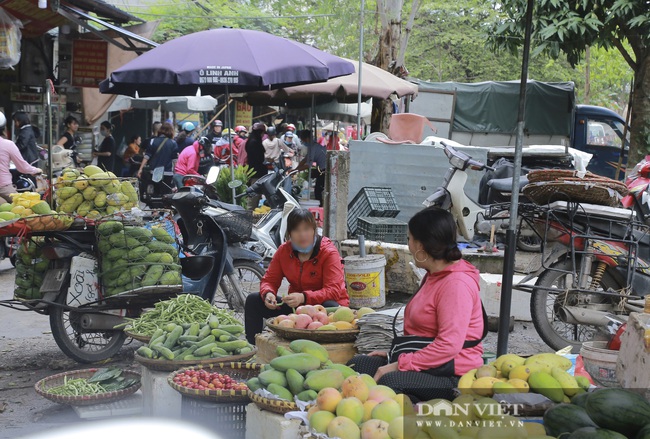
527;169;599;184
124;329;152;343
167;362;262;403
34;369;141;406
249;390;298;414
265;319;359;342
134;348;257;372
523;182;622;207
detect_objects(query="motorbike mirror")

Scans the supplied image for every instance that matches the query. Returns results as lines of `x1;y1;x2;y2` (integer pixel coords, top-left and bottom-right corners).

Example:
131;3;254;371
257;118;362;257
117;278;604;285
205;166;220;185
228;180;243;189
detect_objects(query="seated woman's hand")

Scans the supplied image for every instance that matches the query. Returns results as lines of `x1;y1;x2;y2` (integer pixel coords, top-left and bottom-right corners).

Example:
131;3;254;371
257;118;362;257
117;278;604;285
368;350;388;358
282;292;305;308
374;362;399;382
263;293;279;310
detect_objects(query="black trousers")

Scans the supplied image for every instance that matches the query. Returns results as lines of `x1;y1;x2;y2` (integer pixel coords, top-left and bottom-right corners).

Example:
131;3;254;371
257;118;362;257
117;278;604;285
244;292;339;344
348;354;460;402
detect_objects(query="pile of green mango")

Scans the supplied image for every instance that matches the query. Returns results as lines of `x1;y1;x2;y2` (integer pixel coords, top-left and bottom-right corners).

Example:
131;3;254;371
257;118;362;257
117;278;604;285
14;239;47;300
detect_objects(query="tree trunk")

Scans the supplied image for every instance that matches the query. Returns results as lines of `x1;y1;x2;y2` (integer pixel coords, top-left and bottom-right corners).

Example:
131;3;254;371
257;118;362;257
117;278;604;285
628;51;650;168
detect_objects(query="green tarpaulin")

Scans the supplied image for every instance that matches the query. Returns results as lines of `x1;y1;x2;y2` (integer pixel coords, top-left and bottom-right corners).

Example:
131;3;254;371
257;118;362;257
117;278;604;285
413;80;575;136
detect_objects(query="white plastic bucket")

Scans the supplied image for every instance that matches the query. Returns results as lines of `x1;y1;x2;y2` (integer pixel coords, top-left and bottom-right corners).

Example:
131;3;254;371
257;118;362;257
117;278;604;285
299;199;320;209
344;254;386;309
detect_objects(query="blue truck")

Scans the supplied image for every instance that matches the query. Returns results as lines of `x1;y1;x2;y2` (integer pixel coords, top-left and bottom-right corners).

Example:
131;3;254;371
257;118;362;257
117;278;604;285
409;80;628;179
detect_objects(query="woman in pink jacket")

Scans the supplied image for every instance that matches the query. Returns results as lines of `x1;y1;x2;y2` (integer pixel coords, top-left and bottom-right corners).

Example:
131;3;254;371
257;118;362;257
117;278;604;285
349;207;487;402
0;112;42;203
172;137;211;188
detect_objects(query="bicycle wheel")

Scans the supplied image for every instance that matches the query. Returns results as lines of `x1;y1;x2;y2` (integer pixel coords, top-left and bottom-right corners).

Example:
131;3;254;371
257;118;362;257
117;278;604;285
212;261;265;323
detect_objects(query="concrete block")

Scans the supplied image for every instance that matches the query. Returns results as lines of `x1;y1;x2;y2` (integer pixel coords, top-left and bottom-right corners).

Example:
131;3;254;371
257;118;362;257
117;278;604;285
479;273;532;322
245;403;302;439
256;331;357;364
141;365;182;418
616;313;650;399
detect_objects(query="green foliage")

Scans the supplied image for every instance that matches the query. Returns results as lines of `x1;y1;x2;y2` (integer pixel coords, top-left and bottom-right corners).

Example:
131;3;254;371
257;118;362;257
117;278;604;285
213;165;255;207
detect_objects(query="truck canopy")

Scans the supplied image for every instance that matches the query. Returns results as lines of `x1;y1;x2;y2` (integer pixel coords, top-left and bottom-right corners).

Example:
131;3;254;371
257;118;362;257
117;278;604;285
412;79;575;136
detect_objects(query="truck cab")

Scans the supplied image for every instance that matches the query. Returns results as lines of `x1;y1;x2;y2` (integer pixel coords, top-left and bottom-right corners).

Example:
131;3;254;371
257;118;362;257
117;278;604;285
573;105;628;179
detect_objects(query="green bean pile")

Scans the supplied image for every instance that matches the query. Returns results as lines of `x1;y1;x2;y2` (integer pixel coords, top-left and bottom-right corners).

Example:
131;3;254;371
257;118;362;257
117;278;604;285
48;377;107;396
123;294;240;336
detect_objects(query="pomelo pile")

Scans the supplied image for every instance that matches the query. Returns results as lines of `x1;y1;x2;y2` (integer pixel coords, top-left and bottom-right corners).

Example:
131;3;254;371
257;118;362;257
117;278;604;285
272;305;375;331
54;165;138;218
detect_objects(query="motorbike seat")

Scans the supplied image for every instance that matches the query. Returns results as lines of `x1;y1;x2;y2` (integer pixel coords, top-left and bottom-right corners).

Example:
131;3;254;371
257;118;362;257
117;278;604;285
208;199;245;212
487;176;530;193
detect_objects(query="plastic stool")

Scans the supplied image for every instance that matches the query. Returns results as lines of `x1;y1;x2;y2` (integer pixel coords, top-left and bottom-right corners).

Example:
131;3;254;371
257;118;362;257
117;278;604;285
308;207;324;228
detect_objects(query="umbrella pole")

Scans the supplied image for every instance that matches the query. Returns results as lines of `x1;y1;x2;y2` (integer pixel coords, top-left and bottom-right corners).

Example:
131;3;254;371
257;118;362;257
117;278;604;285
356;0;365;137
46;79;54;208
225;86;236;202
308;94;315;201
497;0;534;357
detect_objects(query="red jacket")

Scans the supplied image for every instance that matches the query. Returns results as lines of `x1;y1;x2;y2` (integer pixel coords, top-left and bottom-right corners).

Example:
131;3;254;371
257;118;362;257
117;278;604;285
260;237;349;306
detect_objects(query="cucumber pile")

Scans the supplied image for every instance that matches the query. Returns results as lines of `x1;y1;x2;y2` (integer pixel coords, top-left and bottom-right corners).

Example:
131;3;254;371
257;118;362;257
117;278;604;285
97;219;181;297
136;318;254;361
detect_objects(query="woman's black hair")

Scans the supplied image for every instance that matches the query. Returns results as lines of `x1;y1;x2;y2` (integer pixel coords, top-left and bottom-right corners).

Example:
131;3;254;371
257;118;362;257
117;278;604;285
408;206;462;262
64;115;78;127
285;208;317;239
130;134;141;143
100;121;113;131
12;112;30;127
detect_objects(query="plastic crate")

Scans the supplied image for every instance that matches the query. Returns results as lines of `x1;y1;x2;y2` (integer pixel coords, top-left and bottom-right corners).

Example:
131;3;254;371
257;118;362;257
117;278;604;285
181;397;247;439
347;187;399;235
356;217;408;244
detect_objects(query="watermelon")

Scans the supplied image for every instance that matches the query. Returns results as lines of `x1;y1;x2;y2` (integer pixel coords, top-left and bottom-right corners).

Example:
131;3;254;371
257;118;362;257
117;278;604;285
569;427;627;439
571;391;590;408
637;424;650;439
585;389;650;437
544;404;598;437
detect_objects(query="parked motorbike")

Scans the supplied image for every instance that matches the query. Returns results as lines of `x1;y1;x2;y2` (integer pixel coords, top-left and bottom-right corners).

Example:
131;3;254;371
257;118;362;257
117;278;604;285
423;143;540;251
517;200;649;353
0;184;264;363
622;155;650;223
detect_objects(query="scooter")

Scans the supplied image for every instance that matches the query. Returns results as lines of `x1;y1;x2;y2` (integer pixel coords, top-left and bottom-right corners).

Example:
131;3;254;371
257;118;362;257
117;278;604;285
423;142;540;251
516;200;650;353
622;155;650;223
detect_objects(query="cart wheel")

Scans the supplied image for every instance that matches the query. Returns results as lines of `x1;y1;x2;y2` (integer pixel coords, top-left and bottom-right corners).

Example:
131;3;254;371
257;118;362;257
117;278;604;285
49;293;126;363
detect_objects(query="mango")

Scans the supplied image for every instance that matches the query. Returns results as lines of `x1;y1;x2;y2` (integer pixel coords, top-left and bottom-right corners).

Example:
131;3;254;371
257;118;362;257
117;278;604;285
371;399;402;424
327;416;361;439
89;172;109;186
492;381;518;394
333;306;355;323
0;203;13;212
317;387;343;412
120;180;139;203
332;321;355;330
304;369;345;392
297;389;318;402
94;191;107;207
316;324;337;331
360;419;390;439
528;372;564;403
77;200;93;216
367;385;397;403
267;383;293;401
356;307;375;319
471;377;500;397
125;227;154;243
104;181;121;195
82;186;98;201
494;354;525;371
73;175;89;191
342;375;370;403
310;410;336;434
476;365;498;378
363;400;379;423
286;369;305;395
83;165;103;176
59;193;83;213
258;369;288;388
141;265;164;287
289;339;329;363
337;396;365;425
508;365;532;381
246;377;262;392
507;378;530;393
0;212;16;221
394;394;415;416
151;227;175;244
327;363;358;379
524;353;572;371
270;353;322;374
160;270;181;286
107;192;128;206
359;374;377;389
31;201;51;215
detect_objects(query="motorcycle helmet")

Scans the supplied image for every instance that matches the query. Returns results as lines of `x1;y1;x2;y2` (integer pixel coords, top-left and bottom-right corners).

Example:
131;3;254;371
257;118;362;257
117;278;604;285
222;128;232;137
181;121;195;132
0;111;6;130
15;178;32;190
235;125;246;133
252;122;266;132
198;136;212;156
267;126;276;136
286;123;296;131
212;120;223;127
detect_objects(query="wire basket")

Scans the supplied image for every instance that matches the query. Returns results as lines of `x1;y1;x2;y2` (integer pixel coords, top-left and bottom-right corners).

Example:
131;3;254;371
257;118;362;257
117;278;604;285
95;210;182;298
347;187;399;236
215;211;253;244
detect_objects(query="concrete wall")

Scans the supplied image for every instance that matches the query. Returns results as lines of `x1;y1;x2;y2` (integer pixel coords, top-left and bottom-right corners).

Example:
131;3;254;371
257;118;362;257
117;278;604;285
348;141;488;222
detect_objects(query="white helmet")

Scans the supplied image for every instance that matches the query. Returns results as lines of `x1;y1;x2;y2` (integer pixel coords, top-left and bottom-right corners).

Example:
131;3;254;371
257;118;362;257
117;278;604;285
0;111;5;129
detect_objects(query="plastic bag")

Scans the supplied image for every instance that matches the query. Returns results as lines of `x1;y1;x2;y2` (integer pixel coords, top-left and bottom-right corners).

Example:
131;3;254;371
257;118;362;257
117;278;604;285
0;7;22;69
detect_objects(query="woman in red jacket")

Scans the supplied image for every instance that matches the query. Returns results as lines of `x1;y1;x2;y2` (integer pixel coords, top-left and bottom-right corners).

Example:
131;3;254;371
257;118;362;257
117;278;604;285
349;207;486;402
244;209;349;344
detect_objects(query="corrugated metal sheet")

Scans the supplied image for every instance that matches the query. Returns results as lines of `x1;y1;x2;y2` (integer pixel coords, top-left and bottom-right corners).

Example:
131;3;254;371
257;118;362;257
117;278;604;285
348;141;488;222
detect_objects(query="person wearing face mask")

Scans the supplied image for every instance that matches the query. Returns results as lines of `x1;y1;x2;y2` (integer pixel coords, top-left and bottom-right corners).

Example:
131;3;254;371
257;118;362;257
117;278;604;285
93;121;116;174
244;209;349;344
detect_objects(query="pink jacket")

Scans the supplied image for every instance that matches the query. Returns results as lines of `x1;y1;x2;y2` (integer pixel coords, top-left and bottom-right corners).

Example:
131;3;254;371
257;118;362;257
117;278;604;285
397;259;484;376
0;138;40;187
174;141;201;176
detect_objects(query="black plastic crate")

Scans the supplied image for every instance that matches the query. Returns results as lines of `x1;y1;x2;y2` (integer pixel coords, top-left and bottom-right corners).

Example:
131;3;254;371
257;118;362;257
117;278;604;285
181;397;247;439
348;187;400;235
356;217;408;244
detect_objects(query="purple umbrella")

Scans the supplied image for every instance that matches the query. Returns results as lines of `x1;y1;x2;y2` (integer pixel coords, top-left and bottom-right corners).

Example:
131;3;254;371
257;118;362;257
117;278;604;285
99;28;355;96
99;28;354;198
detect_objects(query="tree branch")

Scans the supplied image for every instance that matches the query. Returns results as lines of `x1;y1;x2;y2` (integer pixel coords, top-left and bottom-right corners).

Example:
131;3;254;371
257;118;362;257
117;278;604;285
612;37;637;70
395;0;422;69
